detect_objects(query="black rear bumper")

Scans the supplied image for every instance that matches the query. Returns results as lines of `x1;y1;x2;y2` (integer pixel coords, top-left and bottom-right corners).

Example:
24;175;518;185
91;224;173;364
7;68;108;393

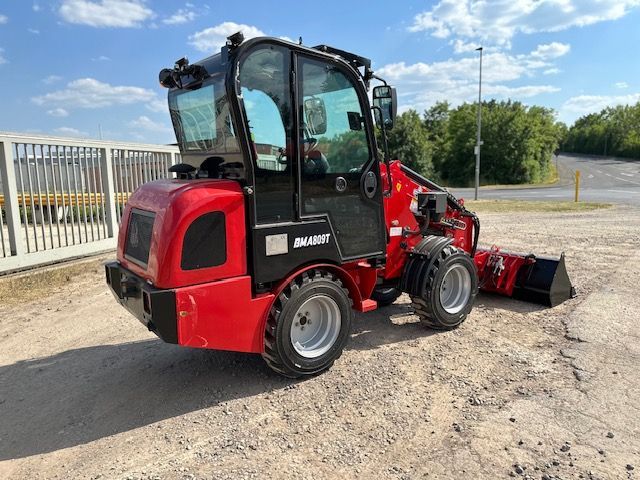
105;262;178;344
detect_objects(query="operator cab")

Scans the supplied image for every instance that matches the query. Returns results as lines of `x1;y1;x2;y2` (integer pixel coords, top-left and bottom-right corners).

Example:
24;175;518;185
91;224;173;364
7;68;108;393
161;35;398;287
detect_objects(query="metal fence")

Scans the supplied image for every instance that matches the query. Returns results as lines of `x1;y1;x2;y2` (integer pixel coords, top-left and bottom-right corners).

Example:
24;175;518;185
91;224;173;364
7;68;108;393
0;132;179;273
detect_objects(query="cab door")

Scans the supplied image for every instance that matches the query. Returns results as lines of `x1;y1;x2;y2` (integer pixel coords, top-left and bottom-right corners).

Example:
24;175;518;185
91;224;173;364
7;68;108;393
296;55;386;260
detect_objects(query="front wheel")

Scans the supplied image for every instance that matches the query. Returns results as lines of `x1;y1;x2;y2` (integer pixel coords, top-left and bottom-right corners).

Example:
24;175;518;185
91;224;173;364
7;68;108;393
410;245;478;330
262;269;353;378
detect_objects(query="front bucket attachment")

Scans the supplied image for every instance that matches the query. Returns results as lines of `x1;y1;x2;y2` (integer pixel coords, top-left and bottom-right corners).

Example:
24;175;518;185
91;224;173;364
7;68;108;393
512;253;576;307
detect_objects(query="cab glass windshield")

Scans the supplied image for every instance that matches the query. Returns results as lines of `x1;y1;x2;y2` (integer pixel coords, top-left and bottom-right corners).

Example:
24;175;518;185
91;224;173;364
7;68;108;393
168;75;240;154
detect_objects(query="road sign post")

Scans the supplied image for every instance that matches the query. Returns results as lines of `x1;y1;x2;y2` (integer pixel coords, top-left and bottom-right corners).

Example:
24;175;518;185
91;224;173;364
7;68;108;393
574;170;581;202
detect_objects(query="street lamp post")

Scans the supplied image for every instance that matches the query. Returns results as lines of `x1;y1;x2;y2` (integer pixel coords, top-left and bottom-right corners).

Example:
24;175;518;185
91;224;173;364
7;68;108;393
474;46;483;200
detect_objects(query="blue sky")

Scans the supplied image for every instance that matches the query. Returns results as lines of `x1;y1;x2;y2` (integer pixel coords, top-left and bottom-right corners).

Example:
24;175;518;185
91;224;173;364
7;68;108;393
0;0;639;144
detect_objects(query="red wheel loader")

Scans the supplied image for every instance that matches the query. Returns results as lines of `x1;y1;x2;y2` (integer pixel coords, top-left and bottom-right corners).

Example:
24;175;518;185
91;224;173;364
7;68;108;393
105;33;575;378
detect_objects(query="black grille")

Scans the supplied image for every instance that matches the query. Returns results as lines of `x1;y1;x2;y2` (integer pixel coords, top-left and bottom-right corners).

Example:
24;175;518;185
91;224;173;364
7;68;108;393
181;211;226;270
125;209;155;268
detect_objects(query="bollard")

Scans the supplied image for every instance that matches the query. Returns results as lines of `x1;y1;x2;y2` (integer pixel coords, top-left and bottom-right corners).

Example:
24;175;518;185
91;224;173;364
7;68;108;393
574;170;580;202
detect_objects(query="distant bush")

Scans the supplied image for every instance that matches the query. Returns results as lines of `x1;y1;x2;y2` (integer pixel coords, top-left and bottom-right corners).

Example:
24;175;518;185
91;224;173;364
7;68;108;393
563;102;640;159
386;100;565;187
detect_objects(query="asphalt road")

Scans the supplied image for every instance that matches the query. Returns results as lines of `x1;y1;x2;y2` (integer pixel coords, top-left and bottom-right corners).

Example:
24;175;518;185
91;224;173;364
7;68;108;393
451;154;640;205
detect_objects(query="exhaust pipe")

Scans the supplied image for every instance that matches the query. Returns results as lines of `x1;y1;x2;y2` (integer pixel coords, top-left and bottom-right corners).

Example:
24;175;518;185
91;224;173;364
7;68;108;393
511;253;576;307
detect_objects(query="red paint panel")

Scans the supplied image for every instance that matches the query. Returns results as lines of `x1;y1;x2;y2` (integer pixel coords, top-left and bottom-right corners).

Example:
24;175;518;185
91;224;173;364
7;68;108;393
343;261;379;305
380;160;477;281
380;161;424;280
474;248;531;297
117;179;246;289
175;276;274;353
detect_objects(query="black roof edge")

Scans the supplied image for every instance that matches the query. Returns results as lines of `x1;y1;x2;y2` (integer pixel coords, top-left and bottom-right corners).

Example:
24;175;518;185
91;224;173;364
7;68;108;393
312;44;372;71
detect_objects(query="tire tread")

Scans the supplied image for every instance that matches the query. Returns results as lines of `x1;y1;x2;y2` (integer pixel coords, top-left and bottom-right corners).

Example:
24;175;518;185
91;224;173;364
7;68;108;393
409;245;477;330
262;269;350;378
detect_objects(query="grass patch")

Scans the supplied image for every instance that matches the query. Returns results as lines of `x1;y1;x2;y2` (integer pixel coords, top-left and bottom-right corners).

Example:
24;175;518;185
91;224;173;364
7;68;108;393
0;256;107;307
477;163;560;189
464;199;612;213
541;163;560;185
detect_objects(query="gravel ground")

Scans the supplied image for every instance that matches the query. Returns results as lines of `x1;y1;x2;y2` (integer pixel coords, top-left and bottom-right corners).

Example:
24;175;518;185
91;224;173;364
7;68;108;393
1;206;639;480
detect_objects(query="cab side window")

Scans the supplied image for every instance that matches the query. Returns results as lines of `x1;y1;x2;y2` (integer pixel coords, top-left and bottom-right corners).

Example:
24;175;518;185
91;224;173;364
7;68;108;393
240;46;295;223
297;56;383;258
299;58;370;177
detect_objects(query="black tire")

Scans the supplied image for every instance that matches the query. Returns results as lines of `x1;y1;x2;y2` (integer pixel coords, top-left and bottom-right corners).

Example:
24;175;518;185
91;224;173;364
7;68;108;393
410;245;478;330
262;269;353;378
372;286;402;307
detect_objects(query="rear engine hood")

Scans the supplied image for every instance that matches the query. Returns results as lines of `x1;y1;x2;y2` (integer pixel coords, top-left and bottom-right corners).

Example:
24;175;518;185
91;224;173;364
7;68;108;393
117;179;246;288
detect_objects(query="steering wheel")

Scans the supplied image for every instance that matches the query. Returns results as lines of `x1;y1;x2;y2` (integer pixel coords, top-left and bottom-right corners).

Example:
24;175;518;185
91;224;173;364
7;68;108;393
277;147;287;165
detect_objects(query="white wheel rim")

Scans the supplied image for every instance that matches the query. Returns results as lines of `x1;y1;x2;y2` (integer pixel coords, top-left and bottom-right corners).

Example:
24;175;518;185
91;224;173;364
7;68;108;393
290;295;341;359
439;264;472;314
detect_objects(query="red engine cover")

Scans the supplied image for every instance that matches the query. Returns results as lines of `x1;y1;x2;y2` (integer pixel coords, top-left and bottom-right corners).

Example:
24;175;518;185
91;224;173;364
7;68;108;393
117;179;246;289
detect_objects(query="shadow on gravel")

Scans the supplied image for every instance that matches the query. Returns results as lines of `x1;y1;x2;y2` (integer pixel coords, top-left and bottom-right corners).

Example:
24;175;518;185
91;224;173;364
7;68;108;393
475;293;547;314
349;302;441;350
0;295;543;460
0;340;287;461
0;303;438;460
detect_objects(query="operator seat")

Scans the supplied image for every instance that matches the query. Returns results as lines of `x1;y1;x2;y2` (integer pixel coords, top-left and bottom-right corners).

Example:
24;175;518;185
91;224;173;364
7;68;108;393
304;150;329;176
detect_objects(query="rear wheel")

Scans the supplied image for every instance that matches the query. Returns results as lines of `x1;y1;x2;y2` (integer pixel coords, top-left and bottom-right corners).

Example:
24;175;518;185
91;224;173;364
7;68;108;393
371;286;402;307
262;269;353;378
410;245;478;330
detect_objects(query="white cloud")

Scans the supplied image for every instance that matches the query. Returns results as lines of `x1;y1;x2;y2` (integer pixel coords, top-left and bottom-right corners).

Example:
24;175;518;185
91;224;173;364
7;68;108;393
409;0;640;46
59;0;154;28
146;98;167;113
614;81;629;89
28;28;40;34
128;115;171;132
531;42;570;60
91;55;111;61
543;68;561;75
43;75;63;84
54;127;89;137
0;48;6;65
561;93;640;119
485;84;559;97
47;108;69;117
33;4;41;12
32;78;156;109
189;22;265;52
452;39;482;54
0;14;8;24
379;52;526;86
163;8;197;25
377;49;561;113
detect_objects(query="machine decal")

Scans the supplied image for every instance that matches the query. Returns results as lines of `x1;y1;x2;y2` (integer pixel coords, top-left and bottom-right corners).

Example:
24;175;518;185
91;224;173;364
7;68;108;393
389;227;403;237
293;233;332;249
265;233;289;256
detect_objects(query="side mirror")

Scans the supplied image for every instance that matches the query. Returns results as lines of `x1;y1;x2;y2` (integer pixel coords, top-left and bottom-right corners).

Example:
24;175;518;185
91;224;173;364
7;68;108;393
304;97;327;135
373;85;397;130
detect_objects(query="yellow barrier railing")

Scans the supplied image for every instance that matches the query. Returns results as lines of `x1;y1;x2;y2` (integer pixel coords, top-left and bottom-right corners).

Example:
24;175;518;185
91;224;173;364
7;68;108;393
0;192;131;208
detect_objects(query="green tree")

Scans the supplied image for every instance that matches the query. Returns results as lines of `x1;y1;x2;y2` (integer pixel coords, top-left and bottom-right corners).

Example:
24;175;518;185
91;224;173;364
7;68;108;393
386;109;433;176
564;102;640;159
423;101;451;182
433;100;561;186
